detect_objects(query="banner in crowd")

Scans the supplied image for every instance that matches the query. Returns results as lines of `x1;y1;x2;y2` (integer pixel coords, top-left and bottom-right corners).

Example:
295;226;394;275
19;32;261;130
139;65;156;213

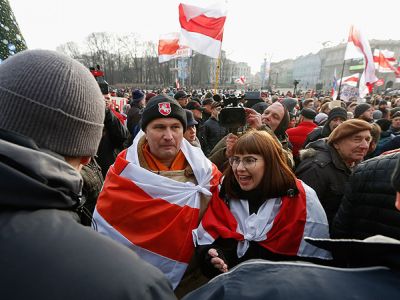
178;2;227;59
340;85;359;102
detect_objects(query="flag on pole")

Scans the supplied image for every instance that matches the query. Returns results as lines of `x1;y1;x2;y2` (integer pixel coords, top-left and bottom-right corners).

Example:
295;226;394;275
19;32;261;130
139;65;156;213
158;33;180;63
337;73;360;87
178;2;227;58
331;68;338;99
235;76;246;85
344;25;378;88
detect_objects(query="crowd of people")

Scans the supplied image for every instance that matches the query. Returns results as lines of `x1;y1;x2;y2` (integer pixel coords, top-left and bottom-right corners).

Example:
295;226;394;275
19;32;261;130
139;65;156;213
1;49;400;299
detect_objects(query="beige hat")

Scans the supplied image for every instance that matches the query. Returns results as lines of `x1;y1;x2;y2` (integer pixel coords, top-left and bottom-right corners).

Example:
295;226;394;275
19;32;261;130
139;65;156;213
328;119;372;145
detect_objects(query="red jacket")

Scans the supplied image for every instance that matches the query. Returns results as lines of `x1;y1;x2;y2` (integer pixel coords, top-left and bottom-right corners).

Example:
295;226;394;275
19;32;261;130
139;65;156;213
286;121;317;157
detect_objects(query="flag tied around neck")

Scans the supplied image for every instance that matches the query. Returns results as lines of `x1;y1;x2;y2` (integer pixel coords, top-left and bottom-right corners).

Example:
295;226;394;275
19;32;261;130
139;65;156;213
179;2;227;59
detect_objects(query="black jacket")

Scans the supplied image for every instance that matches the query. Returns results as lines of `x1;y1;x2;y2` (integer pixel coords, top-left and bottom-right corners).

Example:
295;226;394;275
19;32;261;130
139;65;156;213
97;108;129;177
332;152;400;240
0;129;175;300
303;122;332;148
203;117;227;156
296;139;352;226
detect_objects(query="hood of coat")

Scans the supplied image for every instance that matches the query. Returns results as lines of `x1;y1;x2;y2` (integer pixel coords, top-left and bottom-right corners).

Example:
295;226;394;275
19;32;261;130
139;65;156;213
299;138;329;161
0;129;83;210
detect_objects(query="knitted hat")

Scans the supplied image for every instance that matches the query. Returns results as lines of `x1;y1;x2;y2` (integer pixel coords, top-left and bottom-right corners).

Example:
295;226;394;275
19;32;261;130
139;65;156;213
145;92;156;102
300;108;317;120
328;119;372;145
327;107;347;124
141;94;187;131
131;89;144;103
184;109;198;127
0;50;105;157
354;103;372;118
372;110;383;120
315;113;328;125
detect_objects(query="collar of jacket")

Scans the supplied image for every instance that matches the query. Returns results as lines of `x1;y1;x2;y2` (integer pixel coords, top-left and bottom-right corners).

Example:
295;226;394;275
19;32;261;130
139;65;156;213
0;129;83;210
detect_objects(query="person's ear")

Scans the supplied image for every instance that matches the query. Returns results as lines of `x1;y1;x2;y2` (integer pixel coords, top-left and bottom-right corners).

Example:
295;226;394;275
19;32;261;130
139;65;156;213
80;156;91;166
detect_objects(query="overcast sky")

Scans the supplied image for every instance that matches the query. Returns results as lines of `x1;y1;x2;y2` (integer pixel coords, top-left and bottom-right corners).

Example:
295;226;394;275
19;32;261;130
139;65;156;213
9;0;400;74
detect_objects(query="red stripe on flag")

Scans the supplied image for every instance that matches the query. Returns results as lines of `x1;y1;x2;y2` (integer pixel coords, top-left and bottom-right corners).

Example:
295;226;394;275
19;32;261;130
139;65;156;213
97;155;199;263
158;39;180;55
179;4;226;41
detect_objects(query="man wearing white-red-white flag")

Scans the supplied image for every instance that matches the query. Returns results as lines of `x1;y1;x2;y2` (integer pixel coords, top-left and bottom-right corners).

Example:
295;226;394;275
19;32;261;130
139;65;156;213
178;2;227;58
158;32;180;63
344;25;377;97
93;95;221;295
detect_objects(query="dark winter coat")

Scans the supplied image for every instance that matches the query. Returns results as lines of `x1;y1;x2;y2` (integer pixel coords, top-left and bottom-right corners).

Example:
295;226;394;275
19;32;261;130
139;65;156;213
303;121;332;147
203;117;227;156
332;151;400;240
0;129;175;300
97;108;129;177
296;139;352;226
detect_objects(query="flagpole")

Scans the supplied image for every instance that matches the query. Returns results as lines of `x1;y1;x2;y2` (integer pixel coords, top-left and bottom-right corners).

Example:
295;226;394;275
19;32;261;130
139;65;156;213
336;59;346;100
214;44;223;94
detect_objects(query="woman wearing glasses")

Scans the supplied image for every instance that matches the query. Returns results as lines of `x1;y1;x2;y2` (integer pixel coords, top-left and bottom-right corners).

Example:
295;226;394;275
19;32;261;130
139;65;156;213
193;130;331;278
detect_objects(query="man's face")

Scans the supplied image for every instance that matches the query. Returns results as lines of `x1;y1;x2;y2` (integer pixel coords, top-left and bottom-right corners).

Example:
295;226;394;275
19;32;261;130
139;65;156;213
145;118;184;164
333;130;371;165
329;117;345;132
177;97;189;108
360;107;374;121
261;102;284;131
396;192;400;211
392;117;400;129
184;125;197;143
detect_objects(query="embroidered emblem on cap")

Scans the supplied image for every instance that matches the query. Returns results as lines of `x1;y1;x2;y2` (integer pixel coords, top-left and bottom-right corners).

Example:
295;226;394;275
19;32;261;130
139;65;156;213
158;102;172;116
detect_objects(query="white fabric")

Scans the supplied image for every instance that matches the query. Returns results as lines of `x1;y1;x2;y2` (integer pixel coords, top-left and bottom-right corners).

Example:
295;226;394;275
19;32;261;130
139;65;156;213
179;28;221;59
181;2;227;21
93;208;188;289
230;198;281;258
124;131;213;208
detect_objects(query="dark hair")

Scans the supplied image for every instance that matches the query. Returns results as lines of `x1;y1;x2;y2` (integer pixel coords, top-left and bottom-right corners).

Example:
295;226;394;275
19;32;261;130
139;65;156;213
223;130;297;199
274;103;290;139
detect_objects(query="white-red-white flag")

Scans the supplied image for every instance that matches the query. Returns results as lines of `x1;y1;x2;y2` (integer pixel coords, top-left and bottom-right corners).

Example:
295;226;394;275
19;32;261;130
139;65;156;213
178;2;227;59
235;76;246;85
158;33;180;63
337;73;360;87
373;49;398;73
344;25;378;86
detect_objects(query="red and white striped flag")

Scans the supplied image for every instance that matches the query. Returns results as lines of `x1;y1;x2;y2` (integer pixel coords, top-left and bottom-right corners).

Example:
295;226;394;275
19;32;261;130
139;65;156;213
158;32;180;63
337;73;360;87
193;180;331;260
178;2;227;59
374;49;397;73
93;131;221;289
235;76;246;85
344;25;378;87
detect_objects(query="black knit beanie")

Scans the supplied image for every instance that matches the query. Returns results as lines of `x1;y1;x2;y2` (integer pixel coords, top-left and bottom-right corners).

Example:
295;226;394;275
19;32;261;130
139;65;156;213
141;94;187;131
327;107;347;124
0;50;105;156
354;103;371;118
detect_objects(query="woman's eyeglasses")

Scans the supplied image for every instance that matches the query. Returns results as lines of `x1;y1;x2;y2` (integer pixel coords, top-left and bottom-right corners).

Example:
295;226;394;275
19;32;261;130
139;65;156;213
228;156;259;169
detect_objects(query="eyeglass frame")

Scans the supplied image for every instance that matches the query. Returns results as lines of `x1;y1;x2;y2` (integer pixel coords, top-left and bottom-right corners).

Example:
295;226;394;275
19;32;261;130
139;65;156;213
228;155;260;169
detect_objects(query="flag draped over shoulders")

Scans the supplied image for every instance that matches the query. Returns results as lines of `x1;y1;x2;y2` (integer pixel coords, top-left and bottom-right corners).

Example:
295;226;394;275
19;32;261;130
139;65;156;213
93;131;221;288
193;180;332;260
